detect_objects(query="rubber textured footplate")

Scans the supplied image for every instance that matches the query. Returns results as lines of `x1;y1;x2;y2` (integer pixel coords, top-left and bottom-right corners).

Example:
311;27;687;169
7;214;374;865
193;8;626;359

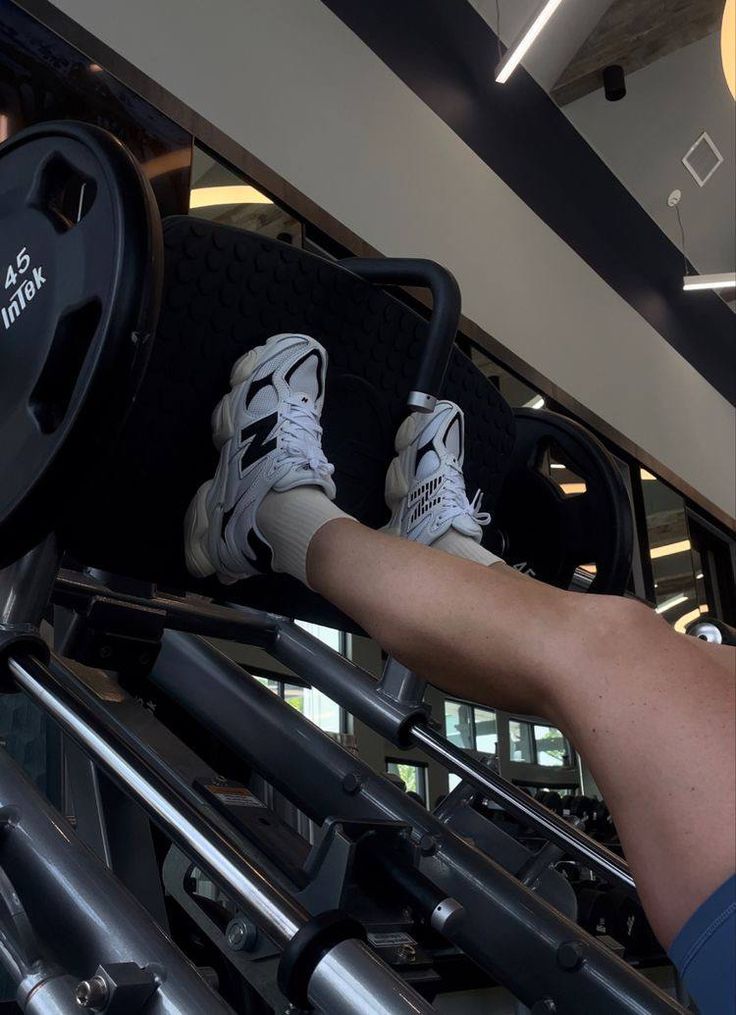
61;218;515;627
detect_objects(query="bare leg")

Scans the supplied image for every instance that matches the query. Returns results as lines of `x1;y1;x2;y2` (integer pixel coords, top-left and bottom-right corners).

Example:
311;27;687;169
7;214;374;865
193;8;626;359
307;519;736;949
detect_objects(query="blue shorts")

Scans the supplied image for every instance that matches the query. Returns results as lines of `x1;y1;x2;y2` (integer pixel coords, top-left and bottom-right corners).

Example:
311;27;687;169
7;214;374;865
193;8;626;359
668;874;736;1014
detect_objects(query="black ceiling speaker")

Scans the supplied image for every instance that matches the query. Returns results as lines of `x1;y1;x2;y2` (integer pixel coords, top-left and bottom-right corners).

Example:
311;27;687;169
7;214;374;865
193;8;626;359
603;64;626;101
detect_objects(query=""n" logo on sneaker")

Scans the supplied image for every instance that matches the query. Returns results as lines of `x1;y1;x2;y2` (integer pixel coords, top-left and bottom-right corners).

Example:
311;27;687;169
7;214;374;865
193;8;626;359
239;412;278;474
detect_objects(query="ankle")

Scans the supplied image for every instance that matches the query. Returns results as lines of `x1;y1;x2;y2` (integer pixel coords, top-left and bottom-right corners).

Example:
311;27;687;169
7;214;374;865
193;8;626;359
258;489;352;588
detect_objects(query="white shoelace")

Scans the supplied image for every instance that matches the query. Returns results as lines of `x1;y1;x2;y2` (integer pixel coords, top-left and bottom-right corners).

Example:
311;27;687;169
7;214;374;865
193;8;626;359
437;459;491;529
277;394;335;480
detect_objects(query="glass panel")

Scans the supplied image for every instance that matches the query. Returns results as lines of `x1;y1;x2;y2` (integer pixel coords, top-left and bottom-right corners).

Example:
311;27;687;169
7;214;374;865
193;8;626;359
296;621;343;654
474;707;498;755
534;724;569;767
444;700;474;749
448;772;462;793
190;145;302;244
509;719;534;762
254;675;280;694
470;348;543;409
284;683;341;733
386;761;427;805
641;472;700;631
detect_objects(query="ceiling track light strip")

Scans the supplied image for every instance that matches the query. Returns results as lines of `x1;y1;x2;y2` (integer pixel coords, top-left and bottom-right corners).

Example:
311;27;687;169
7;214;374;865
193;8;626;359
682;272;736;292
495;0;566;84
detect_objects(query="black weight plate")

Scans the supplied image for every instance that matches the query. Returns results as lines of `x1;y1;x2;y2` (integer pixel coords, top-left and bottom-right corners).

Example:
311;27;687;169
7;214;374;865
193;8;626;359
495;409;633;594
60;218;516;628
0;121;162;566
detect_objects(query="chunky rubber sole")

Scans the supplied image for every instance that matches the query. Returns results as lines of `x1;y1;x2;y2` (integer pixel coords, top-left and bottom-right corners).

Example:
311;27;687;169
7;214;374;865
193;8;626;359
183;479;216;578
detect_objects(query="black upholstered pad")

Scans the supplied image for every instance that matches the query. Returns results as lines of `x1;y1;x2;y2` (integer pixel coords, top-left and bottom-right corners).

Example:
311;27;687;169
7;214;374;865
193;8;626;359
60;218;515;626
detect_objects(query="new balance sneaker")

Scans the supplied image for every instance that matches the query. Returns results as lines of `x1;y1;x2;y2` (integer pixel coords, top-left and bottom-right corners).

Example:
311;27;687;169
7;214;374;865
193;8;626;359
184;333;336;582
383;400;490;546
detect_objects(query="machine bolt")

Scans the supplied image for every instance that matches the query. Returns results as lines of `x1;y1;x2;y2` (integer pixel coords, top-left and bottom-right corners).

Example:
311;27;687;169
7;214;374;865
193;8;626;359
557;940;585;971
342;772;362;795
75;974;109;1010
418;834;438;856
226;916;257;952
530;1001;557;1014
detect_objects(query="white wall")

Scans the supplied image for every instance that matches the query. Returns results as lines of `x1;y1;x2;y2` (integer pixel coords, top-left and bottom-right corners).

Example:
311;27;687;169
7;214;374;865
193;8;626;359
48;0;735;517
566;32;736;276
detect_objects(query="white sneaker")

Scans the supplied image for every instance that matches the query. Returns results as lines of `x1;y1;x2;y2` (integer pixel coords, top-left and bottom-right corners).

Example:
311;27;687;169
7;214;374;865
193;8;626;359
184;333;336;582
383;400;490;546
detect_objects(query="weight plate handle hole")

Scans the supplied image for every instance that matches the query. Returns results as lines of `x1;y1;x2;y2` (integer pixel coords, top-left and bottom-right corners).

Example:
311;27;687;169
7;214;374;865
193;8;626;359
31;153;97;232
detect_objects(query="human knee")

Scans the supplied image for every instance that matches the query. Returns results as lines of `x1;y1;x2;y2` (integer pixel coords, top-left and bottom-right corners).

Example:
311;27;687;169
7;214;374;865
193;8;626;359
569;594;661;654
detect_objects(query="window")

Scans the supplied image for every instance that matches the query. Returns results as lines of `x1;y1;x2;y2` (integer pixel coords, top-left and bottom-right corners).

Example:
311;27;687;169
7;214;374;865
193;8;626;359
469;348;544;410
386;760;428;806
474;707;498;754
641;471;703;631
283;682;342;733
444;700;497;755
510;719;570;767
534;724;569;767
509;720;534;762
444;700;474;749
296;621;343;654
190;144;302;245
252;622;347;734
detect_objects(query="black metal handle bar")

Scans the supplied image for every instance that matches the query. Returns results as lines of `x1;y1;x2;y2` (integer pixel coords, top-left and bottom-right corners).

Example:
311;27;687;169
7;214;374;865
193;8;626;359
338;258;461;413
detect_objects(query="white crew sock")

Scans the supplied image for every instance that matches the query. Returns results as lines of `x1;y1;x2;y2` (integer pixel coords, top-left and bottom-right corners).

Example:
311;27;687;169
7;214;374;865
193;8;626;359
432;530;503;567
258;487;352;588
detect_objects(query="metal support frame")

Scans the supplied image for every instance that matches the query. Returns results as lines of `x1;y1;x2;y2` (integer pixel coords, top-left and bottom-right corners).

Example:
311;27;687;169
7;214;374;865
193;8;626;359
0;736;232;1015
148;631;680;1013
6;651;436;1015
53;571;634;889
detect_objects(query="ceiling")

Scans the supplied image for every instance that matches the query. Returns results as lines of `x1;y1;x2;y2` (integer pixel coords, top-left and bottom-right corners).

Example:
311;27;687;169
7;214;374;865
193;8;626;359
552;0;725;104
565;29;735;288
470;0;735;304
468;0;616;91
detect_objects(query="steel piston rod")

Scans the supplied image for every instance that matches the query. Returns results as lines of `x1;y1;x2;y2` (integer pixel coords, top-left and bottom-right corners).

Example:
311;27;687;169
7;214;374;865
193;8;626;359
52;572;634;890
7;652;436;1015
410;724;635;891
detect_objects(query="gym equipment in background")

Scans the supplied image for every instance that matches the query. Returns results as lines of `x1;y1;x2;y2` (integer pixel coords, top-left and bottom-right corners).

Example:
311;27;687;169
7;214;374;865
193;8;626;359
495;409;633;594
0;121;674;1014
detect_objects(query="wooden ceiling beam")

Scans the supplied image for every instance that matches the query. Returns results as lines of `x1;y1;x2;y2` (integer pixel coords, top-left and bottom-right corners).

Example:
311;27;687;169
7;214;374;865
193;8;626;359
552;0;724;106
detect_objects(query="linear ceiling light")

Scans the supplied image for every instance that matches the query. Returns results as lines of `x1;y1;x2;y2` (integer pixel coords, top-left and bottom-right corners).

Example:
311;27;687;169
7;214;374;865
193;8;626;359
524;395;546;410
495;0;567;84
190;185;272;209
650;539;691;560
683;272;736;291
640;468;657;481
655;593;689;615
